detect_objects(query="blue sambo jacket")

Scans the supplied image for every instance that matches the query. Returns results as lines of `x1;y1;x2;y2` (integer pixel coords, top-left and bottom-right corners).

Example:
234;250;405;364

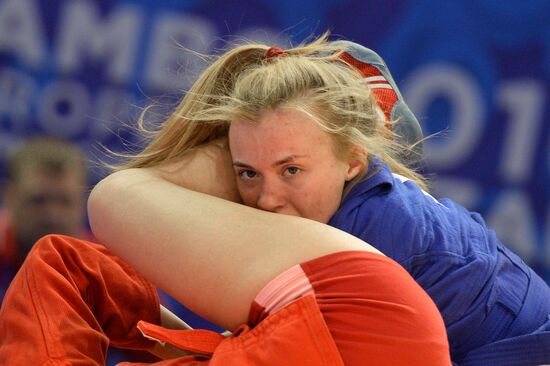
329;159;550;365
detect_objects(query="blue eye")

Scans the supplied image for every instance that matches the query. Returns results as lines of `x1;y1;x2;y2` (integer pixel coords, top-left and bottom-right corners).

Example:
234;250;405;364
284;167;301;176
238;170;257;179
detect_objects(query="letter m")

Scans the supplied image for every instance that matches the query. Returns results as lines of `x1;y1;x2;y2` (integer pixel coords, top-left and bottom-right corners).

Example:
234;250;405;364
57;1;142;83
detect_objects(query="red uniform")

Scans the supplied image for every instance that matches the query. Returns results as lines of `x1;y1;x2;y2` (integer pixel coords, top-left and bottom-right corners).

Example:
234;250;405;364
0;211;93;305
0;235;451;365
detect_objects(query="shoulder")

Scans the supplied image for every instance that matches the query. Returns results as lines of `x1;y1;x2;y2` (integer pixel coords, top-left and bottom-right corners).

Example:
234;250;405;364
334;162;494;260
332;167;438;261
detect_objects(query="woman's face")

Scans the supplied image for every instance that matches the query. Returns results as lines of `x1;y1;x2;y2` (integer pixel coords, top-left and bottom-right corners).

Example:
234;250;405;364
229;108;362;224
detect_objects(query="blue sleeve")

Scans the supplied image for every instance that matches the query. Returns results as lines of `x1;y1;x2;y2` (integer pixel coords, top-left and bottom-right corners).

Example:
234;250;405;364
331;180;497;330
331;170;550;359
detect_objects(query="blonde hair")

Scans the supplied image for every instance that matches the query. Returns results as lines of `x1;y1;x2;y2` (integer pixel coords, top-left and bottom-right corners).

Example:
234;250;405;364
123;33;427;191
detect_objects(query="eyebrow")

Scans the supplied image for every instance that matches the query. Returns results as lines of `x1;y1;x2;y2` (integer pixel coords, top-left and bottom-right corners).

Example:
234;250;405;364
233;154;310;168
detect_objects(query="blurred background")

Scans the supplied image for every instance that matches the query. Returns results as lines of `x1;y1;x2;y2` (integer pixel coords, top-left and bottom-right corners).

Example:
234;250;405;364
0;0;548;281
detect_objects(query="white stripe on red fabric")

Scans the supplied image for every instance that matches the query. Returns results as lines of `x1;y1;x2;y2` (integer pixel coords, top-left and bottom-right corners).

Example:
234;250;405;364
364;76;386;83
254;264;314;316
368;84;393;89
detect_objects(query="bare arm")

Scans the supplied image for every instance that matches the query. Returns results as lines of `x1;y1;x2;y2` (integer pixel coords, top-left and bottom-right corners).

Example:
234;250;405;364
88;142;376;330
146;139;241;203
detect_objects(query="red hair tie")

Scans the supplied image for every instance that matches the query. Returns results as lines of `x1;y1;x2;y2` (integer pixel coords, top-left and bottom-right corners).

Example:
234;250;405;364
265;46;288;59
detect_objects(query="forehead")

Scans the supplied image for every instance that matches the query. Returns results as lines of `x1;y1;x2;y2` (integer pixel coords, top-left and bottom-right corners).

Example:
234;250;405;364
229;108;332;151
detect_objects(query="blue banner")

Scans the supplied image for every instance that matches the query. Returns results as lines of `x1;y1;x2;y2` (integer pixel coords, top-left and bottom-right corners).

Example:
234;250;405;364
0;0;548;284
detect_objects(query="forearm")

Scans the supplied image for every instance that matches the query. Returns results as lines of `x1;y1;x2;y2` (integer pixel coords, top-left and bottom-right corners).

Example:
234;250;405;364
147;140;241;202
88;140;241;261
88;141;372;330
87;142;246;326
87;166;251;328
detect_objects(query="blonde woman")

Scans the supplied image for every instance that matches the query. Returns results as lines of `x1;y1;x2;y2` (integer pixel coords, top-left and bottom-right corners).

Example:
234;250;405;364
0;145;450;365
120;34;550;365
2;33;547;365
0;35;450;365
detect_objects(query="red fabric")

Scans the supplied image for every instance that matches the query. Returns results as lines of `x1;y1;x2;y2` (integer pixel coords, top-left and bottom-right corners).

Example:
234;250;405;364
300;251;451;365
136;322;225;355
339;51;397;129
339;52;383;78
0;234;160;365
0;210;95;268
264;46;288;59
125;252;451;366
120;295;345;366
0;236;450;365
371;88;398;124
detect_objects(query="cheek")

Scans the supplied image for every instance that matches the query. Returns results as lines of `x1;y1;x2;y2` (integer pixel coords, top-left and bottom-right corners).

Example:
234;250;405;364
296;173;345;218
320;179;346;206
317;184;346;222
236;182;259;208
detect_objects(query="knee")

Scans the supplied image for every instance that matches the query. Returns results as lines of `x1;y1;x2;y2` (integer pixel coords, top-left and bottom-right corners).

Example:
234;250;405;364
27;234;95;264
30;234;75;253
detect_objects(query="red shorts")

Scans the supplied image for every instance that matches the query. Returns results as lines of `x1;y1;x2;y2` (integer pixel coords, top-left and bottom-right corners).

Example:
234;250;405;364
0;235;449;365
136;251;451;365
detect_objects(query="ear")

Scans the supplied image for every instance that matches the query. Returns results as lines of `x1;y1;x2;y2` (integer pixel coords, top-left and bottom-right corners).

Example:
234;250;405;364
345;147;367;181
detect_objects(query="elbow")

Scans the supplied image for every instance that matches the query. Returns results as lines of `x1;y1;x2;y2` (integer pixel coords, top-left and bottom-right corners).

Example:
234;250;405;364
87;170;130;242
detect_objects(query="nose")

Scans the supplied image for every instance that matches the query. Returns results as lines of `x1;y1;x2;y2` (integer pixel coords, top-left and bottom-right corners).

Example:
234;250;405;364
256;177;285;213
